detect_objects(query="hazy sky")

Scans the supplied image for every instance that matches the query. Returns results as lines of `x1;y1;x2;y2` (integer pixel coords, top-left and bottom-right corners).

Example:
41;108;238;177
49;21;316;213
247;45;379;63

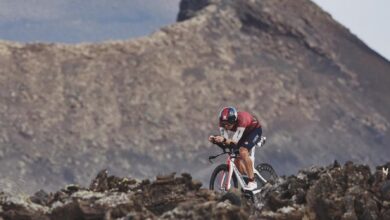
0;0;388;60
312;0;390;61
0;0;180;42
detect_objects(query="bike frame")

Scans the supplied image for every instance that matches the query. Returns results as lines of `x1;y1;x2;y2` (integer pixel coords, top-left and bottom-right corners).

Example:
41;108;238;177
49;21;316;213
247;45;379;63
217;137;267;194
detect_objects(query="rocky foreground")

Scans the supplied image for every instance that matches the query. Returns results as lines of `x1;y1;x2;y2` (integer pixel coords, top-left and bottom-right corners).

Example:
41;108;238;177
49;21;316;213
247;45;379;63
1;161;390;220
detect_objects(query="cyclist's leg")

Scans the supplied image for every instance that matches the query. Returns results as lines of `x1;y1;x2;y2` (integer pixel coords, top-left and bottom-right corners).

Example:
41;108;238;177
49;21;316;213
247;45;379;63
234;158;247;175
237;127;262;181
239;147;254;180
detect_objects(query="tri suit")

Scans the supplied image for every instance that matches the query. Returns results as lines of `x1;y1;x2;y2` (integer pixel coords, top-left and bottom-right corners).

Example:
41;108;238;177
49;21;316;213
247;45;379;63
219;111;262;150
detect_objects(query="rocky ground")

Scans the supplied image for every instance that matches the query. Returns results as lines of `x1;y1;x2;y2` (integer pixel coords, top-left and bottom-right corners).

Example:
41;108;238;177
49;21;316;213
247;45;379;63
1;161;389;220
254;161;390;220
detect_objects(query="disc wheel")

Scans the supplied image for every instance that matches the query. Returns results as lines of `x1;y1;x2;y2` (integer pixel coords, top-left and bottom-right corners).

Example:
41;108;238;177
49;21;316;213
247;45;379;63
255;163;278;188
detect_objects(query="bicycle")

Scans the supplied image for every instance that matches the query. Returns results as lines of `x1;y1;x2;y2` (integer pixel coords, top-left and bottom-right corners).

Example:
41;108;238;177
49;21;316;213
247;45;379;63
208;136;277;200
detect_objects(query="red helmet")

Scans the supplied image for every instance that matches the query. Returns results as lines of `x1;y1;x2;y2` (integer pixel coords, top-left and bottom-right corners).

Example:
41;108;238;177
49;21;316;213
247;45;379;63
219;107;238;124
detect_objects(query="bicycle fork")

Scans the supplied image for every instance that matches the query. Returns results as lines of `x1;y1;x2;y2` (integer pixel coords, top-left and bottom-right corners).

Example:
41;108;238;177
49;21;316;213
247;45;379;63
219;158;263;195
226;158;234;190
219;159;233;191
218;157;234;191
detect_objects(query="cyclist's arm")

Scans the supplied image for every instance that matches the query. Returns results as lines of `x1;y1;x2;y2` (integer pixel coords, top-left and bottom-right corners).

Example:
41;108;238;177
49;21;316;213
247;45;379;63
230;127;245;145
219;127;236;146
219;127;229;139
216;127;245;147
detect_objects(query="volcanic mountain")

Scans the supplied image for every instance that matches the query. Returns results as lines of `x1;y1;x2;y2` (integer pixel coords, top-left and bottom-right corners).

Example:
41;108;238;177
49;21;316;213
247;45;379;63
0;0;389;193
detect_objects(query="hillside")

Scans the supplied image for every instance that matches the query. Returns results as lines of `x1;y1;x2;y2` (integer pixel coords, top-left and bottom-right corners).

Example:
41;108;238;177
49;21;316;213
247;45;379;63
0;0;389;193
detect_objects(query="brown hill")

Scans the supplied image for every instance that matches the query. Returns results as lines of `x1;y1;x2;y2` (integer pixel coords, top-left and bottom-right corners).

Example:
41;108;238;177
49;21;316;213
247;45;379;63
0;0;389;193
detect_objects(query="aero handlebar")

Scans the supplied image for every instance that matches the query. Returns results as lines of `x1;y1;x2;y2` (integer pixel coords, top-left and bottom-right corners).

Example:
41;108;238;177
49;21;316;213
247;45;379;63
208;143;238;163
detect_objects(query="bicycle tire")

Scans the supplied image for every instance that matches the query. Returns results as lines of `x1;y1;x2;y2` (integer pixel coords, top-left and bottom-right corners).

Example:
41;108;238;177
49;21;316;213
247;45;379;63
209;164;238;191
255;163;278;187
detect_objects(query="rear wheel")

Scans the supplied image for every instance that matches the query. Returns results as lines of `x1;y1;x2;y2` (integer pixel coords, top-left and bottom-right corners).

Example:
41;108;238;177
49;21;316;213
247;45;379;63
255;163;278;188
209;164;238;192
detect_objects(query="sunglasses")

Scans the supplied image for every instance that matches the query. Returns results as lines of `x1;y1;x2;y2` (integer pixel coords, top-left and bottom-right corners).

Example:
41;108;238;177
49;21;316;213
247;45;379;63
221;121;234;126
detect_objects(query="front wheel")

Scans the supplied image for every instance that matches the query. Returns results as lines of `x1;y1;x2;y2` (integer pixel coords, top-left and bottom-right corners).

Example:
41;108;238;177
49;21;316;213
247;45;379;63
209;164;238;192
255;163;278;188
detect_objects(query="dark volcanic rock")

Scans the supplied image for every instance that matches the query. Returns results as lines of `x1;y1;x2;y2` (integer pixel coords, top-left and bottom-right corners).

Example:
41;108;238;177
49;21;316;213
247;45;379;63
29;190;51;206
0;171;248;220
254;161;390;220
1;162;390;219
0;0;389;194
177;0;210;21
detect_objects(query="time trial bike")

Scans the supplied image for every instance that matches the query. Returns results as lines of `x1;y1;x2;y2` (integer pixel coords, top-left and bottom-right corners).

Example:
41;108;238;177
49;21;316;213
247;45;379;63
208;136;277;198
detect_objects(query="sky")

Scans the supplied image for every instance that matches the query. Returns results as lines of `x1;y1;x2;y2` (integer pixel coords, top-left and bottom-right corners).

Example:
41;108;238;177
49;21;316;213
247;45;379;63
311;0;390;61
0;0;388;61
0;0;180;43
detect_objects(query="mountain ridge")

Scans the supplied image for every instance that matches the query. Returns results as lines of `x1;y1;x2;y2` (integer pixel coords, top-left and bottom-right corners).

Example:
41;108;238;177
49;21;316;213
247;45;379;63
0;0;389;194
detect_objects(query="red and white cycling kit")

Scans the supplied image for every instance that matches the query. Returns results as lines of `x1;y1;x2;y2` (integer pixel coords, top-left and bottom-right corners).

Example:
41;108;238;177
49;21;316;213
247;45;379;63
219;111;262;149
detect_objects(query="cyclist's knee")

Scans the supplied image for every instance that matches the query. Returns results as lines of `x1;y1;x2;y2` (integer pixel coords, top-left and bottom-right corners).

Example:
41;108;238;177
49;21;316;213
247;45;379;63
239;147;249;157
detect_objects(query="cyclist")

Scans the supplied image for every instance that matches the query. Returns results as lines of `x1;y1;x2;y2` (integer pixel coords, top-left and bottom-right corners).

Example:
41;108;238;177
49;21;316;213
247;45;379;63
208;106;262;190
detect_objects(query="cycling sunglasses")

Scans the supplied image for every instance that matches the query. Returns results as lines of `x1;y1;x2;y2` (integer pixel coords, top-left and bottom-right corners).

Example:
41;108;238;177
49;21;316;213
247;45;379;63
221;121;234;126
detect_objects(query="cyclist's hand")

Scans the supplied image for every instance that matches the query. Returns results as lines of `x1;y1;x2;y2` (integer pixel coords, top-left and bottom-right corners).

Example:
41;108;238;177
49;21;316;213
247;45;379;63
209;135;216;143
213;136;225;143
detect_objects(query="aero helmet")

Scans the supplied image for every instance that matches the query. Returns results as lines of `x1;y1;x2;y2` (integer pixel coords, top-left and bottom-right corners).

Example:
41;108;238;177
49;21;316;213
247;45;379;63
219;107;238;124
